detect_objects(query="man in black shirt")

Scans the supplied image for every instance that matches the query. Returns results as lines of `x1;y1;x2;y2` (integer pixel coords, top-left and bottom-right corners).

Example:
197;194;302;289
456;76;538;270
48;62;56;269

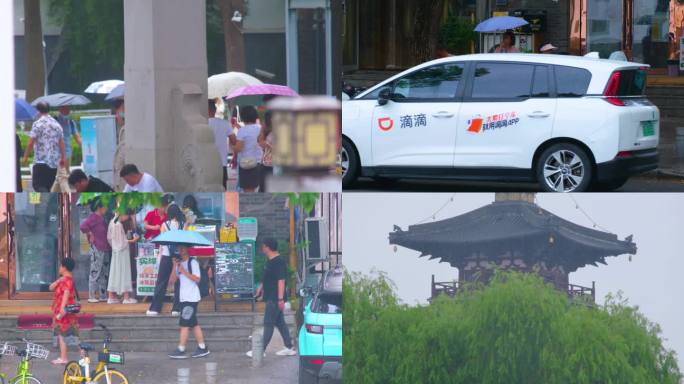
68;169;114;192
247;237;296;358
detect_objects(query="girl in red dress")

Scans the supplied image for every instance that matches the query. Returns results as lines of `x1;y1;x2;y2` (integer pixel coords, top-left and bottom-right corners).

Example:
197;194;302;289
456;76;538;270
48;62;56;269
49;258;80;365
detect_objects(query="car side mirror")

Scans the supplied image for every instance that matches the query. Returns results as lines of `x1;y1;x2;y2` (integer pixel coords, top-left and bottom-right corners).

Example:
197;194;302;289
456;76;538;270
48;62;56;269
299;287;312;297
378;87;391;106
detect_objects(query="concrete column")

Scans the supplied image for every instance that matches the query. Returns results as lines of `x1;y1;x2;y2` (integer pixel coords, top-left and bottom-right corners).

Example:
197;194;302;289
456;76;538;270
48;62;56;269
123;0;222;191
1;0;15;191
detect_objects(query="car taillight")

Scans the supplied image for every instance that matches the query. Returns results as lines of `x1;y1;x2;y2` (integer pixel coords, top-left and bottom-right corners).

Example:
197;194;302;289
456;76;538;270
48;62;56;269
310;359;326;365
616;151;633;158
603;71;625;106
306;324;324;334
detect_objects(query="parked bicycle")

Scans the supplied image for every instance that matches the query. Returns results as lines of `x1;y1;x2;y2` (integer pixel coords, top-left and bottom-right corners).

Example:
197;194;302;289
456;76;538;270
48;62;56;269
0;339;49;384
63;324;128;384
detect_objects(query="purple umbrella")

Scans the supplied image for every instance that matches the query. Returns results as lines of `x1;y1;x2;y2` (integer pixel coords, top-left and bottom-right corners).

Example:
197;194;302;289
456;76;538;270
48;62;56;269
226;84;299;106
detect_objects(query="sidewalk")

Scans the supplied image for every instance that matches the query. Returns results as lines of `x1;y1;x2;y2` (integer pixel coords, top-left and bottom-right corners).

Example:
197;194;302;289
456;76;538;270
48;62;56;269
0;334;298;384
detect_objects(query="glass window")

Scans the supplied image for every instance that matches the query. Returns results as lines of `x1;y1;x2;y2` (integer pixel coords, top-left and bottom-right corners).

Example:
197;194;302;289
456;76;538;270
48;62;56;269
14;193;60;292
69;198;92;292
555;66;592;97
391;63;464;100
471;63;534;99
587;0;622;59
632;0;670;68
313;293;342;314
532;66;550;98
616;69;647;96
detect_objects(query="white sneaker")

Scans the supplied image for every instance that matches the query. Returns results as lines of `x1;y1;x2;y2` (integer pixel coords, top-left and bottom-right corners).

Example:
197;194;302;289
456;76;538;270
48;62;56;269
122;298;138;304
107;299;121;304
146;310;159;316
245;350;266;358
87;298;99;303
275;348;297;356
171;311;180;317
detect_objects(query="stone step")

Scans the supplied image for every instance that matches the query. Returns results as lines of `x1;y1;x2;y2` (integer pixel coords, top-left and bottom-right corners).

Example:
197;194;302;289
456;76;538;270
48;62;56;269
0;313;297;352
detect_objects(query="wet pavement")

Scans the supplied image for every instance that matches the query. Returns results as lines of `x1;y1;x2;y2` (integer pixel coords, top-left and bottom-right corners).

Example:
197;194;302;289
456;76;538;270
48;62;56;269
0;336;298;384
347;172;684;192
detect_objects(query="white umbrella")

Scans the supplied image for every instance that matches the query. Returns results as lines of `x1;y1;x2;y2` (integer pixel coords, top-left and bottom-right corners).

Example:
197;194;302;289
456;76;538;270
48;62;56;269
105;83;125;101
207;72;262;99
84;80;124;94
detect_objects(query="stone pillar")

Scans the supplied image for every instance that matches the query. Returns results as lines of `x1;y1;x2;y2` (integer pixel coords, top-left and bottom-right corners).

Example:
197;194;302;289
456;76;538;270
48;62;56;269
0;0;15;191
123;0;222;191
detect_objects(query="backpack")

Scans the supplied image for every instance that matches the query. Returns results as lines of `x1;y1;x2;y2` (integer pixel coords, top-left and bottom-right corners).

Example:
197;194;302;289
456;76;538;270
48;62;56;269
188;257;210;298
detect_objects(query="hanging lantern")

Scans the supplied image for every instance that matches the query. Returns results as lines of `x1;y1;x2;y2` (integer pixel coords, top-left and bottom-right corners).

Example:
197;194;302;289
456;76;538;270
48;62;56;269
268;96;341;172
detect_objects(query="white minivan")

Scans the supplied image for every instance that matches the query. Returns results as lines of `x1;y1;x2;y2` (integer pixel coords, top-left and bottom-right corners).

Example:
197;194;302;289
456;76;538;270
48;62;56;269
342;53;660;192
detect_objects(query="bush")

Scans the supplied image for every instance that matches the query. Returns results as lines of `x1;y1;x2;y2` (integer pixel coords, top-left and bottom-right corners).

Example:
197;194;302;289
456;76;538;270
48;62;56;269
439;15;478;56
344;270;682;384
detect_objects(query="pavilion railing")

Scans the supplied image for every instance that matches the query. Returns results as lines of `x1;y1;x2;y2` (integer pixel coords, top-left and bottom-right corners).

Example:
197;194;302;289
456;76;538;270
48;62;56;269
430;275;596;304
430;275;459;301
568;281;596;305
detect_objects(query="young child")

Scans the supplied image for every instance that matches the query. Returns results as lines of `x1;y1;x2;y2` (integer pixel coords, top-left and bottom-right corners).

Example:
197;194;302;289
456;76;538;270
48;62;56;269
168;245;210;359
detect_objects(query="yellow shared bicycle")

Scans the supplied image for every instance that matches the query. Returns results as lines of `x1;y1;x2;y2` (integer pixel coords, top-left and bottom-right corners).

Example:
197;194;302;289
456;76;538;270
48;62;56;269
63;324;128;384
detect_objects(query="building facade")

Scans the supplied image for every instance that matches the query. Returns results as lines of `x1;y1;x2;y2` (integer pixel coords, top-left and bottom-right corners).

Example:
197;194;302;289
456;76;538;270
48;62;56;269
0;193;341;305
343;0;683;72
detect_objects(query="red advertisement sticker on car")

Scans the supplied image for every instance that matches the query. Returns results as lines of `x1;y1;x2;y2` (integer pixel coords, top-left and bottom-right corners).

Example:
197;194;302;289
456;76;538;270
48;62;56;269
378;117;394;131
467;112;519;134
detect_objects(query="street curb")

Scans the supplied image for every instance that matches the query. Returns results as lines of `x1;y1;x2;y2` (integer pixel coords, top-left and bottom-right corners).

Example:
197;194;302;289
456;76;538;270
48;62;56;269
650;169;684;181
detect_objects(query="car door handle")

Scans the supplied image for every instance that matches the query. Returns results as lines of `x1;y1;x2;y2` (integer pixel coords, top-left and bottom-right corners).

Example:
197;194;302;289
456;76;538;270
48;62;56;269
432;111;454;118
528;111;550;118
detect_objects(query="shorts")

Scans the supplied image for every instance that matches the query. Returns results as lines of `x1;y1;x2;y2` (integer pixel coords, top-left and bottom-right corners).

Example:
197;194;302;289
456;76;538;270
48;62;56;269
239;165;261;190
179;302;198;328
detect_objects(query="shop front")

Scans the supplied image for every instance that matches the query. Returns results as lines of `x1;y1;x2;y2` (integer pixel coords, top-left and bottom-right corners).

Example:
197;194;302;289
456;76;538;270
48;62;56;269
0;193;341;315
343;0;684;76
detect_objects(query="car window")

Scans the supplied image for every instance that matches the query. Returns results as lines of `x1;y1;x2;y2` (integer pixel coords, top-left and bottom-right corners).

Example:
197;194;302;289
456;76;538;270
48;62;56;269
362;85;388;100
391;63;464;100
313;293;342;314
555;66;592;97
471;62;534;99
532;65;550;98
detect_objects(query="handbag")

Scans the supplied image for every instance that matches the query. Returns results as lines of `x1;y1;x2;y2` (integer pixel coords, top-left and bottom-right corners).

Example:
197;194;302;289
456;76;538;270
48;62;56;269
239;157;258;170
64;285;81;315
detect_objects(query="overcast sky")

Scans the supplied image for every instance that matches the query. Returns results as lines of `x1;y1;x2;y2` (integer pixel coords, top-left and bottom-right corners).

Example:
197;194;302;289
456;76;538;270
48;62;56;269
343;193;684;368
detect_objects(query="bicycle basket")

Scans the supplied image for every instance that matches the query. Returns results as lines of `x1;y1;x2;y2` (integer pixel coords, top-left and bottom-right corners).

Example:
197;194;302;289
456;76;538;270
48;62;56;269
98;351;125;365
25;342;49;360
0;342;16;356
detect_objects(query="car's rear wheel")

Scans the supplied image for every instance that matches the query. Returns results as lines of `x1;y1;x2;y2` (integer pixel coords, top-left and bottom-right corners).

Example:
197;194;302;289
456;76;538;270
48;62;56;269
341;138;359;188
536;143;593;192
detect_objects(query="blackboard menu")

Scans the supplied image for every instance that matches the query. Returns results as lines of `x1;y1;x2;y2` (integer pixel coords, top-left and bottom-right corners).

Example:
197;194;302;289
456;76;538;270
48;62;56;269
214;242;255;299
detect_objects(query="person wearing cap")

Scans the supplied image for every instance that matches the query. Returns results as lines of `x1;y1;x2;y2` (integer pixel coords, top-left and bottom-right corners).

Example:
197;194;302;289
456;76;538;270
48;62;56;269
540;43;558;54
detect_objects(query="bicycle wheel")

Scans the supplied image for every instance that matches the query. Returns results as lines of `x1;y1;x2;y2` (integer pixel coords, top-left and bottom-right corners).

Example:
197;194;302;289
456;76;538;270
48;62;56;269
62;361;83;384
93;369;128;384
8;376;42;384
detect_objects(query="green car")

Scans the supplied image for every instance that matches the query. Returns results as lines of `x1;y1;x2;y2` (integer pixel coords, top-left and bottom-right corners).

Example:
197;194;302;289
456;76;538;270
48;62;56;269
298;266;343;384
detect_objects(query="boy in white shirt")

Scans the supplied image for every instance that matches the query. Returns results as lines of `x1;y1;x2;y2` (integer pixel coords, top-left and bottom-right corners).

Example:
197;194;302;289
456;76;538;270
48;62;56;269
168;245;210;359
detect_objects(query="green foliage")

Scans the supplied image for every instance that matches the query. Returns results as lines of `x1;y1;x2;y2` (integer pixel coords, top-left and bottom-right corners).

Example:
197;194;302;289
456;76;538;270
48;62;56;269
49;0;124;90
78;192;163;214
344;271;682;384
279;193;320;215
439;15;478;55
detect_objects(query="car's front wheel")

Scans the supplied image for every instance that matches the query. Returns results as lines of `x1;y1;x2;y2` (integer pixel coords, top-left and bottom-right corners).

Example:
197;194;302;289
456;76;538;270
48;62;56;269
536;143;593;192
341;138;360;188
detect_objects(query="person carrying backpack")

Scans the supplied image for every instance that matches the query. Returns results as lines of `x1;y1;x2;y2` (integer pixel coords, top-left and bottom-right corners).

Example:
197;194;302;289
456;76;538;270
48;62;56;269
147;202;184;316
168;245;210;359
